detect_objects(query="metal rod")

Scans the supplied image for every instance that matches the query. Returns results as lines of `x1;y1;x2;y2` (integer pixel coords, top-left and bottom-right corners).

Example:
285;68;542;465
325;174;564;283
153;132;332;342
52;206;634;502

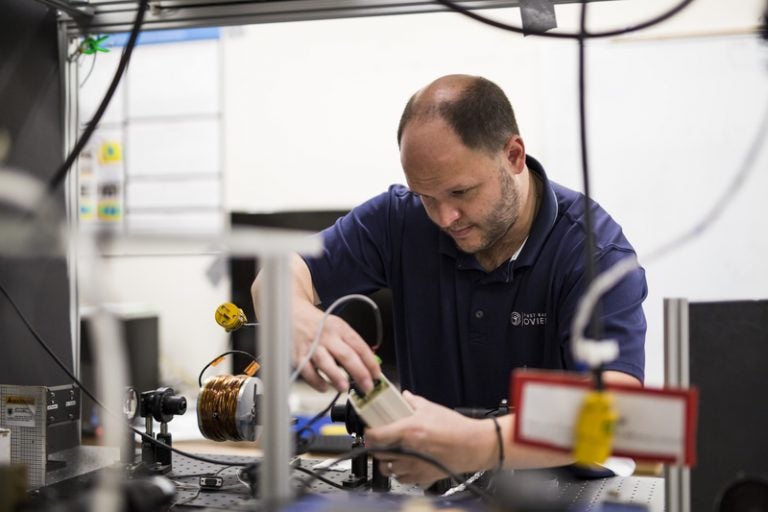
258;254;293;503
664;297;690;512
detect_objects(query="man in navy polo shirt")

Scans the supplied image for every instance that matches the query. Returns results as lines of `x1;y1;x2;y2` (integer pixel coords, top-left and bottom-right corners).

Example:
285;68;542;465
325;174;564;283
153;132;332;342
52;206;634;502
252;74;647;487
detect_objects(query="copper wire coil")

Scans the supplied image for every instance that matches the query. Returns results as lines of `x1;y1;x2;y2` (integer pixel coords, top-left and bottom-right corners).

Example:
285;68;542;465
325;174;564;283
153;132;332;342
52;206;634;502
198;374;249;441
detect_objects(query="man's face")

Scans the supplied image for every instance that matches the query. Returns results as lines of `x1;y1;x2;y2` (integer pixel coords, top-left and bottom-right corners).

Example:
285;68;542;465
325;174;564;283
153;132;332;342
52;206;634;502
400;119;522;256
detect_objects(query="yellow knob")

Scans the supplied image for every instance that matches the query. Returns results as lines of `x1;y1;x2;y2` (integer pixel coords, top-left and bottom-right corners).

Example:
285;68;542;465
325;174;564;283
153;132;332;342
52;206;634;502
215;302;247;332
573;390;618;467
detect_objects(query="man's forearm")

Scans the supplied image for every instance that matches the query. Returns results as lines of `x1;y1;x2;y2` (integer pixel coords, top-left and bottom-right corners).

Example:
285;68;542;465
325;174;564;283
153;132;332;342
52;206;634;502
251;253;319;318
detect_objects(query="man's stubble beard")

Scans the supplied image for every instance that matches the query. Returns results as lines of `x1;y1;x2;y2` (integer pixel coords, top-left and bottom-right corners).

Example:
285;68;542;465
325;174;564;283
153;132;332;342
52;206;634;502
473;167;521;255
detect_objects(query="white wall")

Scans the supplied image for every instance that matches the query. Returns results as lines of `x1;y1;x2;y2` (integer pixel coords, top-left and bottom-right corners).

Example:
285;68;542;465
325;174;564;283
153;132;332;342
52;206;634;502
78;37;231;397
83;0;767;392
222;0;768;386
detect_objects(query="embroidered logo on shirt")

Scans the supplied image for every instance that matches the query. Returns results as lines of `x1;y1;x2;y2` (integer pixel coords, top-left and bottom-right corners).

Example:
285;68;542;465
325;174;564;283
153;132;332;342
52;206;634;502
510;311;547;327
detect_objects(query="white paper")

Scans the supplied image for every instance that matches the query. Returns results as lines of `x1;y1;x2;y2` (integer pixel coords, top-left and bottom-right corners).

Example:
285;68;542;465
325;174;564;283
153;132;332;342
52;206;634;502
518;381;689;463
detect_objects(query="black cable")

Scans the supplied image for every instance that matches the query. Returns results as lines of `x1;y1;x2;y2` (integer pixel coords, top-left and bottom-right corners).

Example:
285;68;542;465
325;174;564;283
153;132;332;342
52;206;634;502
575;1;604;391
644;96;768;264
0;280;252;468
370;302;384;352
294;445;497;504
198;350;260;387
433;0;696;40
296;392;341;439
292;464;348;491
171;464;233;509
46;0;149;194
78;51;98;88
577;3;596;315
433;0;696;388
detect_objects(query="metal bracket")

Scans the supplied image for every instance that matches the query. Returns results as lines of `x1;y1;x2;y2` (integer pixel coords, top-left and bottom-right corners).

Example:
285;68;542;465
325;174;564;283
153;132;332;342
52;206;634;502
33;0;95;19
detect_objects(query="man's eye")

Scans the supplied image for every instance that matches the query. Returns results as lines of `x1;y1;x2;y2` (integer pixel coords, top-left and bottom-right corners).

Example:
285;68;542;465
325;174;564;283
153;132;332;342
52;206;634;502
419;195;437;205
451;189;467;197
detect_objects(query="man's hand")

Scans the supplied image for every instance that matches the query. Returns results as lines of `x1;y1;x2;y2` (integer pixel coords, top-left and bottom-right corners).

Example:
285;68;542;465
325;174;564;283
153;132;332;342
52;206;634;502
252;254;381;394
365;390;576;488
364;391;498;488
292;299;381;393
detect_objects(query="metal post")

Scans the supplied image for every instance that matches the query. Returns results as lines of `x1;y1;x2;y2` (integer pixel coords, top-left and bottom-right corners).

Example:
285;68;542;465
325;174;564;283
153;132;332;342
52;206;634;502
259;254;293;503
664;298;690;512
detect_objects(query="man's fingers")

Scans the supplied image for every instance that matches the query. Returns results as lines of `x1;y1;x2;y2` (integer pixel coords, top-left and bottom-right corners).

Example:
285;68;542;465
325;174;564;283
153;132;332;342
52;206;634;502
294;313;382;393
324;317;380;388
309;345;349;391
402;390;427;409
365;419;407;447
336;319;383;378
299;362;328;392
329;334;377;392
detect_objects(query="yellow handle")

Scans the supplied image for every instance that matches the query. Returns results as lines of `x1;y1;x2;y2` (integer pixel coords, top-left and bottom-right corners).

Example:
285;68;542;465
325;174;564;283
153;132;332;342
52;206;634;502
573;390;618;467
215;302;247;332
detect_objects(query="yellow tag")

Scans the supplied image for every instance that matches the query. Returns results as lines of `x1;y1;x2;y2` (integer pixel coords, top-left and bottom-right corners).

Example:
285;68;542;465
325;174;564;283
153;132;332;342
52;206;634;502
243;361;261;376
573;390;618;466
210;356;226;368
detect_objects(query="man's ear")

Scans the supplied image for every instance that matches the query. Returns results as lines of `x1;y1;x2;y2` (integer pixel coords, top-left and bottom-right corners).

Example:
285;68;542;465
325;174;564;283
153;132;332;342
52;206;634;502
505;135;526;173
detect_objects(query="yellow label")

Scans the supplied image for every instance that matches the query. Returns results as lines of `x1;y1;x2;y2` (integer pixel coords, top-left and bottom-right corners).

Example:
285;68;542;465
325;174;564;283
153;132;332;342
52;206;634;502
98;141;123;165
6;396;35;405
97;200;122;221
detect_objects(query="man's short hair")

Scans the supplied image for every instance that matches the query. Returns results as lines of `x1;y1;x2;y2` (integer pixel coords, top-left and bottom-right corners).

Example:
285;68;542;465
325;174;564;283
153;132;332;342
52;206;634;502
397;76;520;154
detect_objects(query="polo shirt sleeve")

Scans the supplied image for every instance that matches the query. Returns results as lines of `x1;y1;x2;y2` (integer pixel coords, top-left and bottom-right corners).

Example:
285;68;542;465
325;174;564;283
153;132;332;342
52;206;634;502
302;186;405;307
557;246;648;383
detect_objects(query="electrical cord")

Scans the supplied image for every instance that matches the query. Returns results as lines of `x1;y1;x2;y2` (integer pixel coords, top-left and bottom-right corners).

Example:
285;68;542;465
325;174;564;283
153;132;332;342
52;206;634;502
0;280;253;468
46;0;149;194
295;391;342;447
433;0;696;40
294;445;497;504
197;350;260;387
434;0;697;384
441;470;485;497
574;0;606;389
290;294;383;383
171;464;233;509
292;464;348;491
78;51;98;88
572;93;768;345
643;96;768;264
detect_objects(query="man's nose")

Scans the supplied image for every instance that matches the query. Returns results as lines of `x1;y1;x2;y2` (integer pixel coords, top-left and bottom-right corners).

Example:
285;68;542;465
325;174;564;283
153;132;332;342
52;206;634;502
435;202;460;228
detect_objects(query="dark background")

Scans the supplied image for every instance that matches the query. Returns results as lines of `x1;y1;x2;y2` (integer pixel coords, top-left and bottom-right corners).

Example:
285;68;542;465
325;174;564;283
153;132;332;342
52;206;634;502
0;1;73;388
689;300;768;511
229;211;398;383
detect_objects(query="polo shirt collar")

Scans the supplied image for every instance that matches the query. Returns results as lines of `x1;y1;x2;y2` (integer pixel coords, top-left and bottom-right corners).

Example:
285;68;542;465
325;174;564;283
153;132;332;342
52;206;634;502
437;154;559;272
515;155;558;269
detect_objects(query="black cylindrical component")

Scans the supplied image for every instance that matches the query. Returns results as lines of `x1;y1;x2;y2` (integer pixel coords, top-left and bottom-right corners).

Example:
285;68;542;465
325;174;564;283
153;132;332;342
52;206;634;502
163;395;186;416
330;404;347;424
122;430;136;464
371;457;391;492
156;431;172;468
331;400;366;436
141;435;155;465
141;388;187;423
350;437;368;481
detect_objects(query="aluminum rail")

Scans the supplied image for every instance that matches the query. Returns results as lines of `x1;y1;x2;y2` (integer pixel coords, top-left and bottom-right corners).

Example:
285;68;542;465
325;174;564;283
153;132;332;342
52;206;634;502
61;0;612;35
664;298;691;512
34;0;95;18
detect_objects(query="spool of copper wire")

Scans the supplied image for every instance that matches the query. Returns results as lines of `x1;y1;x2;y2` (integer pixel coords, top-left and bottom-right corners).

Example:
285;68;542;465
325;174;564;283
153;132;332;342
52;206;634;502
197;374;262;442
